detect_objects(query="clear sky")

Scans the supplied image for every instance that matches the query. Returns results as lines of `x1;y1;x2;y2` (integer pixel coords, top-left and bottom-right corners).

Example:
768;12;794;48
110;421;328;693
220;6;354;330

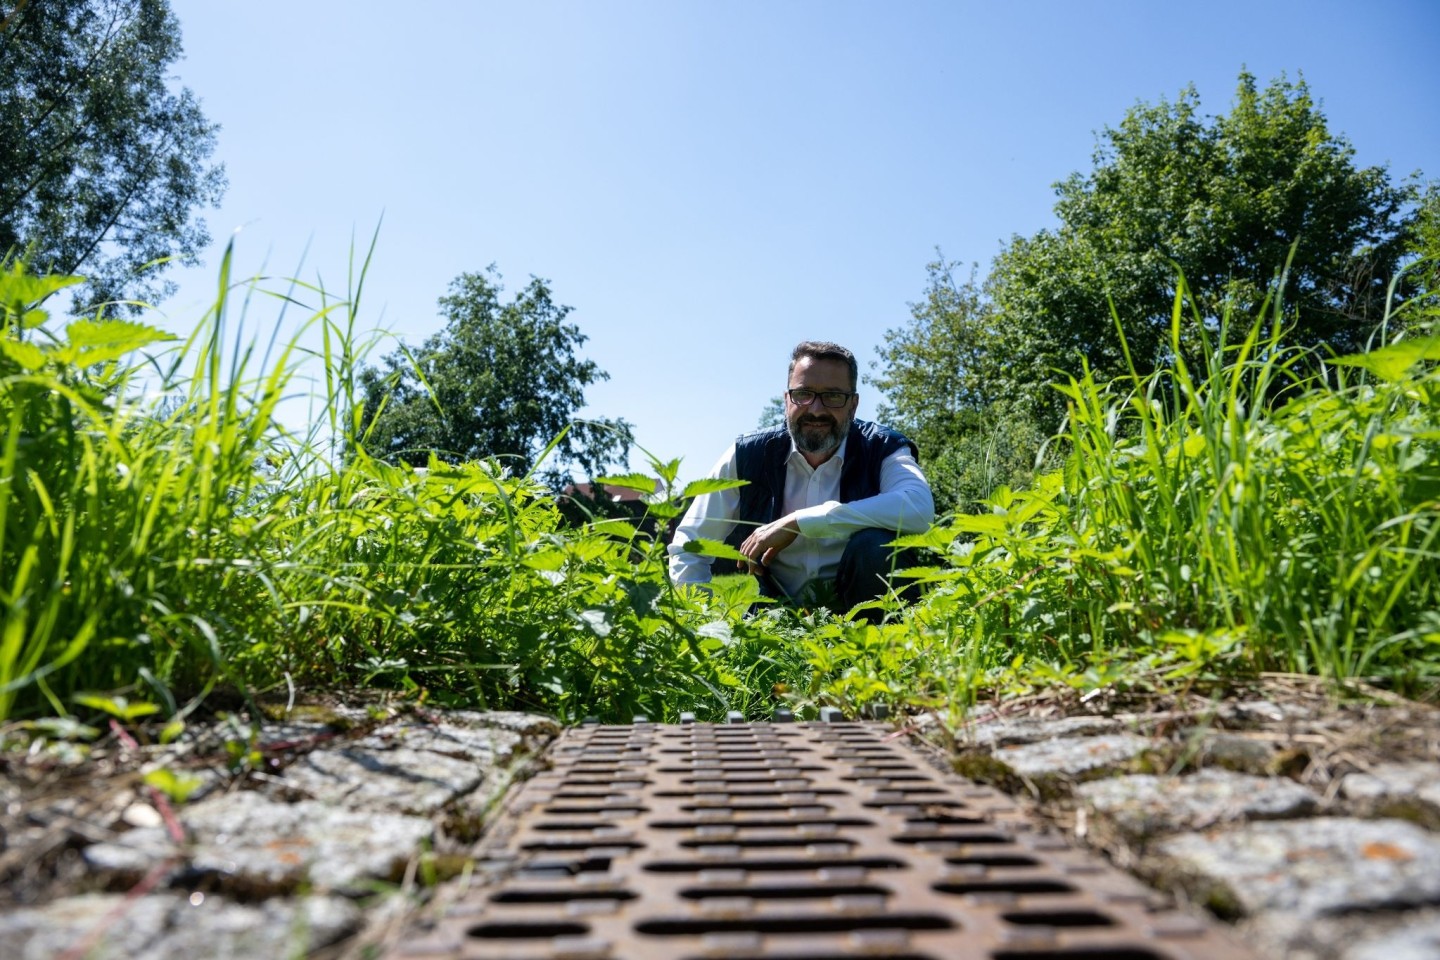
163;0;1439;483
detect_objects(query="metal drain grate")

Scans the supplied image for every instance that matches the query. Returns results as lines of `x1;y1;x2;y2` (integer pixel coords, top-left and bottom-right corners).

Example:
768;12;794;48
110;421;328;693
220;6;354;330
391;721;1257;960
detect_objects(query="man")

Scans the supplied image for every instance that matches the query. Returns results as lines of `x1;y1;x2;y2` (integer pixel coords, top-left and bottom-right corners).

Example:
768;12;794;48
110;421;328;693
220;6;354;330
668;340;934;613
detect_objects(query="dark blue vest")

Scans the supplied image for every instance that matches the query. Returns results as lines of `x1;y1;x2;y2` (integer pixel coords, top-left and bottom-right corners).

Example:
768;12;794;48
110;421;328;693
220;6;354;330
721;419;917;563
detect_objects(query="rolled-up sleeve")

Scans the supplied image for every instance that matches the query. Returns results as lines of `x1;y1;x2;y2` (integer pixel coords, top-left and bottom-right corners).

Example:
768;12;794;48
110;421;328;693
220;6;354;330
791;450;934;538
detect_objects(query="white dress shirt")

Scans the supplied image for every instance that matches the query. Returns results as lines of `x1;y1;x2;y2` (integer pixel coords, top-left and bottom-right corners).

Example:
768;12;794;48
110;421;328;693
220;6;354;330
667;436;935;597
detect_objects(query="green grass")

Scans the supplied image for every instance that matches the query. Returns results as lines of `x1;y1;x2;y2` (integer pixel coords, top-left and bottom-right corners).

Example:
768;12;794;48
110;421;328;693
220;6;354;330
887;273;1440;708
1;251;1437;736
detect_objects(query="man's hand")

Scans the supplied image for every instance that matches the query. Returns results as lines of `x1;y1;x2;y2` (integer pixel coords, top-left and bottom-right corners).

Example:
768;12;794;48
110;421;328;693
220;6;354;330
739;515;800;574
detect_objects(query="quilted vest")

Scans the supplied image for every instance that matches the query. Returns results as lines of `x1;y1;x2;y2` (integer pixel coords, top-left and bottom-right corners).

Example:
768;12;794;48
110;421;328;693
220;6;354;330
720;419;917;565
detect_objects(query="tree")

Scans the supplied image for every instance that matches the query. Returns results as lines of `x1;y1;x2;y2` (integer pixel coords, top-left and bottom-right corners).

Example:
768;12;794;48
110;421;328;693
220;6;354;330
869;258;1046;514
1404;181;1440;329
987;71;1417;432
756;395;784;429
357;266;632;487
0;0;225;312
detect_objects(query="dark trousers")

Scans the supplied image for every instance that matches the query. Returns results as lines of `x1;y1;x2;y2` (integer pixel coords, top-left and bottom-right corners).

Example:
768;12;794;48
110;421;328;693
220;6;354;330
757;528;920;619
836;527;921;612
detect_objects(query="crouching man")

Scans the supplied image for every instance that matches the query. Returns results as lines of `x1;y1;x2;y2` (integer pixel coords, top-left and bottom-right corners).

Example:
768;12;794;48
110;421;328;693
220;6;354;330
667;340;934;614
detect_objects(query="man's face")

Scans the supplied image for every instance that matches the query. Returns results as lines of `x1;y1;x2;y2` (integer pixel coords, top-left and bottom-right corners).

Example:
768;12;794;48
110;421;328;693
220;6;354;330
785;356;858;459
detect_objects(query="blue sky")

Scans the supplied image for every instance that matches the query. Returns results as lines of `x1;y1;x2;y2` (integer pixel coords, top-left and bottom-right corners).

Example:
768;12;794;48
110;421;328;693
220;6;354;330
163;0;1439;482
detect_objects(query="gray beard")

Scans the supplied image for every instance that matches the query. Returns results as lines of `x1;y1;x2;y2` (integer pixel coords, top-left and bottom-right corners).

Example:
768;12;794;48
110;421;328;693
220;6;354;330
788;416;845;456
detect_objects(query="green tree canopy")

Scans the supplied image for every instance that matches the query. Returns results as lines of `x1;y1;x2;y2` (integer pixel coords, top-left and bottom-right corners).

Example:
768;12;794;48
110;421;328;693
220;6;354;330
986;70;1417;431
0;0;225;312
357;267;632;487
756;395;784;430
869;258;1045;514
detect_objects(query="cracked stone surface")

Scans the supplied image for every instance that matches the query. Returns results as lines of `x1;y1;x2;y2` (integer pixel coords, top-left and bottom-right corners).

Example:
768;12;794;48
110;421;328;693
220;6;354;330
996;732;1154;778
82;789;433;895
1196;732;1280;773
278;712;552;815
1340;763;1440;826
1078;768;1320;842
962;714;1123;747
0;892;360;960
4;696;1437;960
1159;817;1440;920
1237;908;1440;960
1343;910;1440;960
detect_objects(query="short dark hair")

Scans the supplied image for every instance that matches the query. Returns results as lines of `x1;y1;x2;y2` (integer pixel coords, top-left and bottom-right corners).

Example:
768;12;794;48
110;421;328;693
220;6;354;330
789;341;857;391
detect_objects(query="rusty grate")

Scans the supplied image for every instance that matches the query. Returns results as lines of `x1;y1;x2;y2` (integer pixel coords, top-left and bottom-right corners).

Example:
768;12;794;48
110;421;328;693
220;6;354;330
390;720;1257;960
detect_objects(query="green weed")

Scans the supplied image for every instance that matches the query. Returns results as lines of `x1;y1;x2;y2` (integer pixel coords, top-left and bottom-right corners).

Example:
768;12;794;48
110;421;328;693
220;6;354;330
1;251;1436;732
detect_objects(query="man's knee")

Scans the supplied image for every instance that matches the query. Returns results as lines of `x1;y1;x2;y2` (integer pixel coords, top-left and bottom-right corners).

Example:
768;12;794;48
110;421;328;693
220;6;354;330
836;528;918;610
841;527;895;576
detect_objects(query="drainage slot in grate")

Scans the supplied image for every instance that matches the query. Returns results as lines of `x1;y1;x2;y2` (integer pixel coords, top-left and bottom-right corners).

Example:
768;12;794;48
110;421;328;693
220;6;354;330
843;773;935;783
634;913;956;936
652;817;873;830
680;955;935;960
945;853;1043;868
679;836;856;849
992;950;1169;960
660;747;795;754
542;805;647;816
490;889;638;904
934;879;1076;896
683;774;816;784
682;801;834;813
679;883;891;900
643;856;908;873
515;856;614;878
893;832;1012;845
657;787;845;798
905;813;989;825
467;921;592;939
1002;909;1117;927
520;840;645;852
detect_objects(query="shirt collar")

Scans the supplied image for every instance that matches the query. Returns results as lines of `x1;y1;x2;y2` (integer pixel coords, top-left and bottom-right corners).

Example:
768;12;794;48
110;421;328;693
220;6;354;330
787;434;849;468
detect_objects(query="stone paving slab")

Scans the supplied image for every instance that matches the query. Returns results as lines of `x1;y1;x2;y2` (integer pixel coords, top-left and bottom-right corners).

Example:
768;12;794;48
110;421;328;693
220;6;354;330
0;708;560;957
945;703;1440;958
1159;816;1440;920
82;788;434;895
997;731;1154;779
1215;699;1319;724
0;891;359;960
1195;732;1282;773
1236;908;1440;960
1340;763;1440;827
1344;909;1440;960
281;736;488;813
1078;768;1320;843
278;711;553;815
5;700;1438;960
962;713;1123;747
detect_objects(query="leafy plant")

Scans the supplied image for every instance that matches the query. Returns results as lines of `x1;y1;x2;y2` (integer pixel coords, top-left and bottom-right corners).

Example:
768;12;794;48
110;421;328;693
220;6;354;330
2;246;1436;736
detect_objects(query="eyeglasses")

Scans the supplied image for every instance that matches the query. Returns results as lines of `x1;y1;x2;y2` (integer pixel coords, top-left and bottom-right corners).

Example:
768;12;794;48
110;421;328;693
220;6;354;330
786;388;854;408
